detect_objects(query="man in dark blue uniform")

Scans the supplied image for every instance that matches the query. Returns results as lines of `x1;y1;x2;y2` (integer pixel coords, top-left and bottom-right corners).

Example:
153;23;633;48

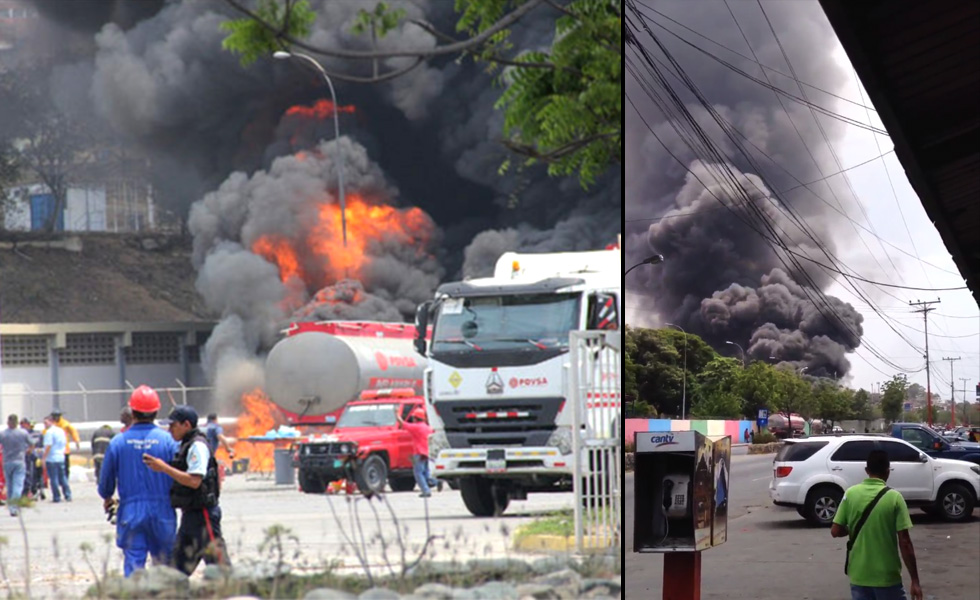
98;385;178;577
144;405;230;575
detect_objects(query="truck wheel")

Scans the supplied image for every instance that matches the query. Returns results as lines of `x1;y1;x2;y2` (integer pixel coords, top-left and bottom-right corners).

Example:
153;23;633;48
803;485;842;526
389;476;416;492
355;455;388;495
459;477;509;517
935;482;975;522
298;470;324;494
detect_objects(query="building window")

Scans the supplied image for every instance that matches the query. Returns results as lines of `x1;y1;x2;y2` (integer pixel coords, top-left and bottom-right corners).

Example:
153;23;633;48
59;333;116;365
0;335;49;366
187;332;210;364
125;333;180;364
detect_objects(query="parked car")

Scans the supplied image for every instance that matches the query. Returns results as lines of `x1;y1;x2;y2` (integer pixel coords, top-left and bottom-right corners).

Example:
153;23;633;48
769;435;980;526
889;423;980;465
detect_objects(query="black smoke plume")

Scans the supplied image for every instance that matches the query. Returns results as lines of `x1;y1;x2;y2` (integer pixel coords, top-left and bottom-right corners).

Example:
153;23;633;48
23;0;620;405
626;0;865;377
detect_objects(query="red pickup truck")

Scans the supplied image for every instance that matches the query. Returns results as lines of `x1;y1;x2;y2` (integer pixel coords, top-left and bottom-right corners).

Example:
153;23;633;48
295;389;422;494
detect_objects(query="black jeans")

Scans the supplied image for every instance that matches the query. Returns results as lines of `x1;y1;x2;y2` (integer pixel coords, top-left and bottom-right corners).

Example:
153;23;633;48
173;506;230;575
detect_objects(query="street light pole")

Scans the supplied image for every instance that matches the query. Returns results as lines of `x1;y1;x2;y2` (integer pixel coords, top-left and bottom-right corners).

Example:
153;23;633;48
725;340;745;368
274;50;347;248
625;254;664;275
665;323;687;419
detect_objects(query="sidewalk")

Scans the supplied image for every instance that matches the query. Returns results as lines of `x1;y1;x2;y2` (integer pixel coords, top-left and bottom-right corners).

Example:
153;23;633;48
627;501;979;599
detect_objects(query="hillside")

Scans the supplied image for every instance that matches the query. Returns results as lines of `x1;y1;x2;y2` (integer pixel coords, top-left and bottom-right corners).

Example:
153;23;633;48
0;233;213;323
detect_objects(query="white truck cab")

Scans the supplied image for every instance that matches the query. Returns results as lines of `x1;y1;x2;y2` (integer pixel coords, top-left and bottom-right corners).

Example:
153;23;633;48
414;246;620;516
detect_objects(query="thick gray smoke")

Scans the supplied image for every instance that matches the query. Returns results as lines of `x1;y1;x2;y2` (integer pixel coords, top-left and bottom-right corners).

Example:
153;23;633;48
189;138;440;407
626;0;864;377
29;0;620;404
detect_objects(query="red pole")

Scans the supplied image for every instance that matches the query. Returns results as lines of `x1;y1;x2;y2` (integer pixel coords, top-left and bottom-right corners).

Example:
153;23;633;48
664;551;702;600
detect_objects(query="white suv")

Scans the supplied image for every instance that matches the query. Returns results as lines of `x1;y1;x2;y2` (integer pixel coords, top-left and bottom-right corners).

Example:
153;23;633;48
769;435;980;526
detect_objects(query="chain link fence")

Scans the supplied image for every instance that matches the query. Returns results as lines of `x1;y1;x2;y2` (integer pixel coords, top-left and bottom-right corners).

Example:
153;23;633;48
0;381;213;424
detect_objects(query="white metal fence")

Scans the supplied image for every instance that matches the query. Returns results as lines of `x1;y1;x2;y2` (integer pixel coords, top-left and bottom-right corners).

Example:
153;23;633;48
0;381;213;423
570;330;621;554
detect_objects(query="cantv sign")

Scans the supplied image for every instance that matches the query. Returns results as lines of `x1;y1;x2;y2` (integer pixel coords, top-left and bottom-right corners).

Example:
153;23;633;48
636;430;697;453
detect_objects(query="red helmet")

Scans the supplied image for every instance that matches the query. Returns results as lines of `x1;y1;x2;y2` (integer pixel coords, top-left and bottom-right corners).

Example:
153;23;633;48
410;407;427;421
129;385;161;413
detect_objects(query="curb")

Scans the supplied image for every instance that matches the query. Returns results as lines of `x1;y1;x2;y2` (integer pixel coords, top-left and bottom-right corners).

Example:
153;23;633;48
515;534;617;553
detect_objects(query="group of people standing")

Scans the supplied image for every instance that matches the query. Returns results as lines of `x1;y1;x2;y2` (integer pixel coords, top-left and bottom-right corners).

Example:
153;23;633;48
0;409;81;515
0;385;232;579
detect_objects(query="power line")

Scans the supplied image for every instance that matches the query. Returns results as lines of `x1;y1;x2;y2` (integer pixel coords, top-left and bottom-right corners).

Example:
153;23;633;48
629;0;890;136
625;150;894;223
751;0;906;287
626;5;924;372
630;0;879;113
628;49;960;279
626;31;926;361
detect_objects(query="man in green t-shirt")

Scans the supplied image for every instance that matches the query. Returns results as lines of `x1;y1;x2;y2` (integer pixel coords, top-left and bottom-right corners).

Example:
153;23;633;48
831;449;922;600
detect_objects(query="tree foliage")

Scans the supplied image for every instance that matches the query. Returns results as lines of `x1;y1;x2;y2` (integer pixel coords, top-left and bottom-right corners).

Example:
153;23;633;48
220;0;316;67
691;357;743;418
880;374;909;424
492;0;621;187
220;0;621;189
851;388;872;421
814;381;852;428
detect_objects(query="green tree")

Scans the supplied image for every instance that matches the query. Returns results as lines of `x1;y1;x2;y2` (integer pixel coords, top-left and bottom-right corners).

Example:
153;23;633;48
691;357;743;419
851;388;872;421
220;0;317;67
772;366;815;422
220;0;621;188
735;361;780;419
350;2;407;80
627;326;717;417
880;374;909;424
814;381;851;429
492;0;621;186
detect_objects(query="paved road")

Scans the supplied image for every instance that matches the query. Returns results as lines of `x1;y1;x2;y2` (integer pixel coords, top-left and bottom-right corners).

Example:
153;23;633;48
0;469;575;598
626;454;980;599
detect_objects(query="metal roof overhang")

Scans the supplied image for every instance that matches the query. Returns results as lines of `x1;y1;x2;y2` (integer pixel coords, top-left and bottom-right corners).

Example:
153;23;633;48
820;0;980;307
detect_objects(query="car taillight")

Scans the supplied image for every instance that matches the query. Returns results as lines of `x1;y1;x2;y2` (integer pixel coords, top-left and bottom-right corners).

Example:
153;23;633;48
775;466;793;478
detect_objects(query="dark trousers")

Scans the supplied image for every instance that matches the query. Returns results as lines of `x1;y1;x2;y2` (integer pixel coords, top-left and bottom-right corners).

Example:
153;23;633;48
173;506;230;575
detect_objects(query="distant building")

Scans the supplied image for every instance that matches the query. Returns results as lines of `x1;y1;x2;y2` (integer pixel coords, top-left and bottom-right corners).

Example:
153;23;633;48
4;182;156;232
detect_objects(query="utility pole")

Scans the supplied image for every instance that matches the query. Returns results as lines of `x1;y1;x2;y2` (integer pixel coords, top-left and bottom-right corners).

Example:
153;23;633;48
942;357;960;425
960;378;970;426
910;299;940;427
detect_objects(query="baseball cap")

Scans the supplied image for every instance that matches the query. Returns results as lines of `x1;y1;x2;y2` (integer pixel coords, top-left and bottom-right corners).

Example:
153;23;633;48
160;405;199;427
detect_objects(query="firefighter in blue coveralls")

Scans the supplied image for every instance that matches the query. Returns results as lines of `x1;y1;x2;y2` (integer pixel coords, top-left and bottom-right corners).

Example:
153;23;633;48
98;385;178;577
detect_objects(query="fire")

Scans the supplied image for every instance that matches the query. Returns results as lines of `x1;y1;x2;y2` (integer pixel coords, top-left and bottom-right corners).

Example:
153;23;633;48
218;389;287;473
285;99;356;119
252;236;302;282
250;194;433;295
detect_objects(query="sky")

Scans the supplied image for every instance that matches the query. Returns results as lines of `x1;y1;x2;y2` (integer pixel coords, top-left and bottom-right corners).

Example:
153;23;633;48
625;0;979;400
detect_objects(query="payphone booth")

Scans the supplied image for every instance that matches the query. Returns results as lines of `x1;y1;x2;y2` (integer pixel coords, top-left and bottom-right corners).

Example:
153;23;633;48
633;430;731;553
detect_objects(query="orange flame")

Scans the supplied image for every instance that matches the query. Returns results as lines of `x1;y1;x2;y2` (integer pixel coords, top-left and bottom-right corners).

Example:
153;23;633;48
219;389;287;473
250;194;433;296
286;99;356;119
252;236;303;282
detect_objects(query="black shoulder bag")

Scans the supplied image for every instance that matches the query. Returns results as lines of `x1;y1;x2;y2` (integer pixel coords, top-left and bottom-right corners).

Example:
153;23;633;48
844;486;891;575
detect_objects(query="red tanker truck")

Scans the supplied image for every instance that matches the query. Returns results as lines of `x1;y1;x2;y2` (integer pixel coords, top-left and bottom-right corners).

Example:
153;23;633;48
263;320;429;494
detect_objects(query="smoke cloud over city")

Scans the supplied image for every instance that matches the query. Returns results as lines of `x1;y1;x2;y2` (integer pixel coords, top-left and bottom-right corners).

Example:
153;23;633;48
626;0;864;377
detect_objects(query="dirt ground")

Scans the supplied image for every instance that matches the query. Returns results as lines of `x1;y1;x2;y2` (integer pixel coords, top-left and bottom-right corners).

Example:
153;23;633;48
0;233;210;323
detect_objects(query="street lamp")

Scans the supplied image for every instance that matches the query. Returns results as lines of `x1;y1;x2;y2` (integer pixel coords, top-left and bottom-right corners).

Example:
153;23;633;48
625;254;664;275
665;323;687;419
274;50;347;248
798;366;808;376
725;340;745;368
